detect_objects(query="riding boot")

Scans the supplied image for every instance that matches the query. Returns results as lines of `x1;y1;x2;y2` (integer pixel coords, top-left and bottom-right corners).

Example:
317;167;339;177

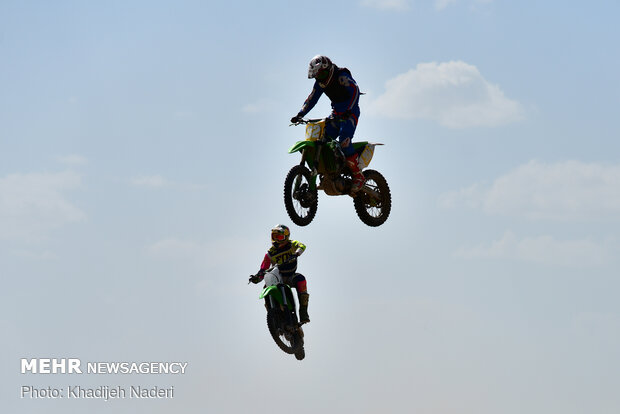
297;292;310;324
345;154;365;195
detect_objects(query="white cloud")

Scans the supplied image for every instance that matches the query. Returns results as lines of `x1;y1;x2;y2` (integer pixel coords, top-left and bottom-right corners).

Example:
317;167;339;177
573;311;620;340
146;238;210;265
0;171;85;242
455;231;615;267
242;98;277;114
56;154;88;166
146;236;255;265
440;160;620;220
130;174;207;191
173;110;196;120
9;249;58;261
435;0;494;10
361;0;411;11
368;61;523;128
435;0;457;10
361;0;492;11
145;236;260;275
131;175;171;188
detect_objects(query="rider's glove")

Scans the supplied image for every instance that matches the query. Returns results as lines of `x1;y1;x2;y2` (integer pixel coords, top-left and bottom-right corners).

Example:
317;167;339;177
249;274;263;284
290;113;303;124
250;269;265;284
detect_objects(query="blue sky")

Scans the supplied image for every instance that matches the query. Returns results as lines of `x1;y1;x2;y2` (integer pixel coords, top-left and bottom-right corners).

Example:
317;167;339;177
2;1;620;413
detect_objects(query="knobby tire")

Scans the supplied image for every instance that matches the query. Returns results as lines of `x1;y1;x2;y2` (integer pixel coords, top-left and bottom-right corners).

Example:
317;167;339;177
283;165;318;226
353;169;391;227
266;309;302;355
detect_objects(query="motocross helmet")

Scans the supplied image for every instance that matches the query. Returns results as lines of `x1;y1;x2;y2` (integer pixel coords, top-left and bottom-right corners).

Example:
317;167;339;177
308;55;334;83
271;224;290;245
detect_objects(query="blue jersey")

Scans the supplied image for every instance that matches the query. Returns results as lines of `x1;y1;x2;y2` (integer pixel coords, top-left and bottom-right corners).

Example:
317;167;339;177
299;67;360;118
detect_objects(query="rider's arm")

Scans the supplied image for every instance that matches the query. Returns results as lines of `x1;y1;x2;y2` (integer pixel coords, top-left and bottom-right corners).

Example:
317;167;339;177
259;253;271;272
332;73;360;116
291;240;306;256
298;82;323;117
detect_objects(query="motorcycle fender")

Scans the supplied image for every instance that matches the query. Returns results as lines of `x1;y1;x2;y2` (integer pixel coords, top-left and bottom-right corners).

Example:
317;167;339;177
288;140;316;154
354;142;383;169
259;285;282;302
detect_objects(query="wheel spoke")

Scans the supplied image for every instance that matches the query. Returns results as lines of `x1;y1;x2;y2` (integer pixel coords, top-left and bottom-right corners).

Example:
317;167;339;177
284;165;318;226
361;179;383;217
353;169;391;227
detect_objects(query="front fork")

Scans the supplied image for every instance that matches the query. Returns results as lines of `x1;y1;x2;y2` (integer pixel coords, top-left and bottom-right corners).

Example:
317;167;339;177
264;286;294;313
294;148;319;192
266;287;297;328
308;141;324;176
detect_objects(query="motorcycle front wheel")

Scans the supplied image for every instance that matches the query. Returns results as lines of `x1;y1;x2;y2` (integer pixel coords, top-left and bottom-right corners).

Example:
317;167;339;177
353;169;391;227
266;309;302;355
283;165;318;226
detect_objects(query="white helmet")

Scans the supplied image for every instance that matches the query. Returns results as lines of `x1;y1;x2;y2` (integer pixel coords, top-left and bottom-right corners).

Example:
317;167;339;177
308;55;334;82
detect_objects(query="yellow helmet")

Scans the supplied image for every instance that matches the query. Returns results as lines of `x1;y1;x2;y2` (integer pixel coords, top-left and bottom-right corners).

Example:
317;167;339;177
271;224;290;244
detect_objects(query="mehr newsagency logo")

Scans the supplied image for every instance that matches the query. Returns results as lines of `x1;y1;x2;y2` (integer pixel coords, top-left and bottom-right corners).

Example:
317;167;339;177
20;358;188;401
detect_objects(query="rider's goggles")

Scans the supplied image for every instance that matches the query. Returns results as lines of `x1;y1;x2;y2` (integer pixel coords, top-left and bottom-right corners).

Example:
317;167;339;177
272;233;286;241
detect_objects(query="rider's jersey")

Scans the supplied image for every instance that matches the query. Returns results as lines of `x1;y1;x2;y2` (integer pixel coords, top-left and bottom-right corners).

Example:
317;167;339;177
260;240;306;277
299;67;360;118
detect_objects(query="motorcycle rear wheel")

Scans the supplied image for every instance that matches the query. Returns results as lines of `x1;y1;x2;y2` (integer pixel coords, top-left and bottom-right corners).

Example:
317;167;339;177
266;309;302;355
353;169;391;227
284;165;318;226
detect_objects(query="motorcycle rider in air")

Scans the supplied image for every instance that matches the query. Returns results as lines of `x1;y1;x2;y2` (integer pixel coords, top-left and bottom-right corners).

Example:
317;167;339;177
250;224;310;324
290;55;365;194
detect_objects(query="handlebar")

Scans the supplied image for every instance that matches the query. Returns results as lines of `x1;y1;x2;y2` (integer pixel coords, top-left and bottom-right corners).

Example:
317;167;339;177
248;255;299;284
290;117;326;126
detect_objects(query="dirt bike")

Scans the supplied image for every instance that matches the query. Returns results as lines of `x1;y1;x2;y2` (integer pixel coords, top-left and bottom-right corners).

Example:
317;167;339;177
249;265;305;361
284;117;391;227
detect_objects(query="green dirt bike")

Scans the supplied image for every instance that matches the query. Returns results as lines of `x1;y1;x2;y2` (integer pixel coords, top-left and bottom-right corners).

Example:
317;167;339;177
249;265;305;361
284;118;391;227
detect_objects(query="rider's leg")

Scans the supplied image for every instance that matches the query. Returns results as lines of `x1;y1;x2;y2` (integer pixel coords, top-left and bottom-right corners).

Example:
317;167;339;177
339;118;365;194
324;118;339;141
292;274;310;324
326;114;364;194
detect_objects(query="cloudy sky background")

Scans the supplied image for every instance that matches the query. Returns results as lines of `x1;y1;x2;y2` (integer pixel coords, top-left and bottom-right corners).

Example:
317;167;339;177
2;1;619;413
